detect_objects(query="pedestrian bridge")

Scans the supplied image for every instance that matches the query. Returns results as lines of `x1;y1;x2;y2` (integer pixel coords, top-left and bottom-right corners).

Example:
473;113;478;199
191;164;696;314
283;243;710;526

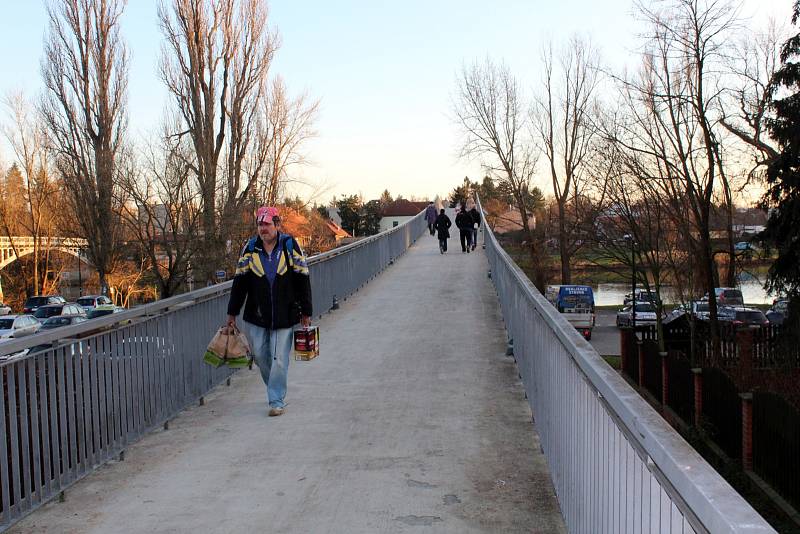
0;209;774;533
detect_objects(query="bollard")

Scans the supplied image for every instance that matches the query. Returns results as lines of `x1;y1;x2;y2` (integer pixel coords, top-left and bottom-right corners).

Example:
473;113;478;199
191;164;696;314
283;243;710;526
332;295;340;310
506;339;514;356
487;269;492;279
118;450;125;462
226;377;231;387
59;491;65;503
164;420;170;431
199;396;205;406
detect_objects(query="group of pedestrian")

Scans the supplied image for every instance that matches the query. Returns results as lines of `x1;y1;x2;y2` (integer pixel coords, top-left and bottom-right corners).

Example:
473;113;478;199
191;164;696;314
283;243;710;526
426;199;481;254
226;198;482;418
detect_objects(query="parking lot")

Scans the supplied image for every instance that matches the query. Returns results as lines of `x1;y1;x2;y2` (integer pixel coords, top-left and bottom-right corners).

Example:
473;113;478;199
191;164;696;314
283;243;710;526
589;310;621;356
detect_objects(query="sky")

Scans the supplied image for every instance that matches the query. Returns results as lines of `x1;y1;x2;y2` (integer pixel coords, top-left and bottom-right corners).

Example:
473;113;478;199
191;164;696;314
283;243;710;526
0;0;793;204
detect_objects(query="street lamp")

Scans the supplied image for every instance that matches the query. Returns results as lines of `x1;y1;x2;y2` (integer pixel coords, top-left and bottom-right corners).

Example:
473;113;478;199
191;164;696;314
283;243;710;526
624;234;637;331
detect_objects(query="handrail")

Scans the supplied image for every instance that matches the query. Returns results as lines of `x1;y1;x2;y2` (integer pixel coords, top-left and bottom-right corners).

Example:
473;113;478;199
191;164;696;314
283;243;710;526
478;195;774;533
0;209;426;532
0;211;426;360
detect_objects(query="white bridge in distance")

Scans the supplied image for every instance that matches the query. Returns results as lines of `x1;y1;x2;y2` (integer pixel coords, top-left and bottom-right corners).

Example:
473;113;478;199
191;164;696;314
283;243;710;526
0;235;89;299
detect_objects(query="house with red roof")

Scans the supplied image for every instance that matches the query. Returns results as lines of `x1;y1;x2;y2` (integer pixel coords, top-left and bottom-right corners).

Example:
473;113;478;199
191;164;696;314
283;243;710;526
379;199;428;232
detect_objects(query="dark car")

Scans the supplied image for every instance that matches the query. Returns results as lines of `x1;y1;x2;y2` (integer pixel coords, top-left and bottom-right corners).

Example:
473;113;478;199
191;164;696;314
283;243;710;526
719;307;769;329
33;303;86;322
39;314;89;330
23;295;66;314
766;298;790;325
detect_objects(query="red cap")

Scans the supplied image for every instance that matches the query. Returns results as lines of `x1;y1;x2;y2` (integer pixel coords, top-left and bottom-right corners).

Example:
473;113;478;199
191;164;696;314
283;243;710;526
256;206;280;224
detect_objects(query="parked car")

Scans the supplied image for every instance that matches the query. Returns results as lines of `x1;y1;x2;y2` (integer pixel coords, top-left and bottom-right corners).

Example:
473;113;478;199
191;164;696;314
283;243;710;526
616;302;659;328
766;298;790;325
87;304;124;319
39;314;89;330
22;295;66;314
0;302;11;315
718;307;769;329
33;303;86;322
665;300;711;322
623;289;657;306
76;294;113;313
0;314;41;339
703;288;744;306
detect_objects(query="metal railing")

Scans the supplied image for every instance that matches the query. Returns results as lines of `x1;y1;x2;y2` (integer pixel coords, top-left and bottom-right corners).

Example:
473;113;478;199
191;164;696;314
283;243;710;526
478;198;775;533
0;210;426;531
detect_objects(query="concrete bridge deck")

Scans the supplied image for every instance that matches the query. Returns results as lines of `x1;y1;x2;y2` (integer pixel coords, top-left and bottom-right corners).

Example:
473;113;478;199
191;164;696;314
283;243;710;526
10;229;565;533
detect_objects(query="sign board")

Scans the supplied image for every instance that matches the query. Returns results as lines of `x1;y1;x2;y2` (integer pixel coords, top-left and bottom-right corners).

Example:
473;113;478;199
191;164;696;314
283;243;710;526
215;270;227;280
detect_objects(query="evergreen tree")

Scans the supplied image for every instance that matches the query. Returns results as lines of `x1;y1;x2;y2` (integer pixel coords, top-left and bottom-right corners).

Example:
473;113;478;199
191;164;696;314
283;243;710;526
763;1;800;297
335;195;362;236
379;189;393;207
360;200;382;236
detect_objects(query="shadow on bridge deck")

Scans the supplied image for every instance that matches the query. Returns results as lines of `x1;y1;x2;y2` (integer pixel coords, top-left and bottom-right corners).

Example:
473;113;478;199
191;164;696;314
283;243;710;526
10;228;565;534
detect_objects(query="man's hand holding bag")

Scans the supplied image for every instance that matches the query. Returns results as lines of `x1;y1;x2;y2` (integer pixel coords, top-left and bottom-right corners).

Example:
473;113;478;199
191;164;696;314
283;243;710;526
204;325;252;368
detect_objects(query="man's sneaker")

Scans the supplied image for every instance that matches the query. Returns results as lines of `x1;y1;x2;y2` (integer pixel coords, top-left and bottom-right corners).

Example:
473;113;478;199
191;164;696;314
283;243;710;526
269;407;285;417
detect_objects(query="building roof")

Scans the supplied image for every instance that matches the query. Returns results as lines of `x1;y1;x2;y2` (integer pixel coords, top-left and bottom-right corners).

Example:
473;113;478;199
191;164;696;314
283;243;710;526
381;199;428;217
325;221;351;240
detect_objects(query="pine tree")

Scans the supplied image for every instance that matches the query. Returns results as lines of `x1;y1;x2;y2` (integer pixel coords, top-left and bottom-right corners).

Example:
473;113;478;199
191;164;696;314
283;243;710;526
763;1;800;298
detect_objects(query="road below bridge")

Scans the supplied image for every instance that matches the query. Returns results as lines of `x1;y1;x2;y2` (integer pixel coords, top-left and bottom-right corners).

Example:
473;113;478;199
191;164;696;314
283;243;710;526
11;228;565;533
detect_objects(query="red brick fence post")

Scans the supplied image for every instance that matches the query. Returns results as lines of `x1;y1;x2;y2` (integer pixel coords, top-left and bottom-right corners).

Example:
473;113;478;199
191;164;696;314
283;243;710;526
692;368;703;428
741;392;754;471
660;352;669;409
638;340;645;387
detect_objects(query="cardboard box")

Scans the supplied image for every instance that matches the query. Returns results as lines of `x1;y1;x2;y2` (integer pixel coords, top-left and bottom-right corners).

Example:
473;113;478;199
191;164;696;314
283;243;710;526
293;326;320;361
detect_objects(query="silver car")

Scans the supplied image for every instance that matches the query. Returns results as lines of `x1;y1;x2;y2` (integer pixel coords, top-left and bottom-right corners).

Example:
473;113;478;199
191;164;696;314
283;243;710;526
0;302;11;315
616;302;659;328
0;314;41;339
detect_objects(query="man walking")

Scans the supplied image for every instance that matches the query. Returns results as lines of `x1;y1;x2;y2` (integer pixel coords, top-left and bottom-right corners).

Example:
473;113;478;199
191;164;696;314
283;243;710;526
424;201;437;236
467;200;481;251
434;208;451;254
226;206;312;416
455;203;473;253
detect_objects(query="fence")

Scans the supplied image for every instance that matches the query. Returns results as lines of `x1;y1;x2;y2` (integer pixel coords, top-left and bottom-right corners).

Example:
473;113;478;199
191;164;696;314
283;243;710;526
753;392;800;511
0;211;426;532
478;197;774;533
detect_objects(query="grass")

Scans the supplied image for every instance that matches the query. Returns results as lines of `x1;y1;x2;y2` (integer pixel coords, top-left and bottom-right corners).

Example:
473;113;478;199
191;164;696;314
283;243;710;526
602;355;621;370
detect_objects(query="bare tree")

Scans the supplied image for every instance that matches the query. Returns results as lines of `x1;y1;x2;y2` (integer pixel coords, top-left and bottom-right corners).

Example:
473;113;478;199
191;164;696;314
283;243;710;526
258;76;320;206
720;20;784;179
609;0;741;358
533;36;602;284
2;92;63;296
41;0;129;294
120;121;202;298
453;59;547;288
158;0;279;282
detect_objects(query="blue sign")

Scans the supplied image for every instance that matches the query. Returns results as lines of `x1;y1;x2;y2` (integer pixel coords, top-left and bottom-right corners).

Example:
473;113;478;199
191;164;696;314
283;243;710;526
215;270;226;279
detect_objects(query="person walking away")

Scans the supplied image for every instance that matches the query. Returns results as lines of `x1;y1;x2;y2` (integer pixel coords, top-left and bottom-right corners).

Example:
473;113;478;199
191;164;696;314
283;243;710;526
226;206;312;417
424;201;437;236
455;204;473;253
468;202;481;251
434;208;451;254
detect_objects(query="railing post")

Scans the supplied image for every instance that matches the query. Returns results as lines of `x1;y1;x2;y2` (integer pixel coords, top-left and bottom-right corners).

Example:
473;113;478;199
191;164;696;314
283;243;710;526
692;368;703;428
740;392;754;471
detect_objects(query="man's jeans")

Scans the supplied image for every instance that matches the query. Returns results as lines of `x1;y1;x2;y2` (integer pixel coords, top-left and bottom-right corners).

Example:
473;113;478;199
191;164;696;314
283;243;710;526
244;321;293;409
472;227;478;248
